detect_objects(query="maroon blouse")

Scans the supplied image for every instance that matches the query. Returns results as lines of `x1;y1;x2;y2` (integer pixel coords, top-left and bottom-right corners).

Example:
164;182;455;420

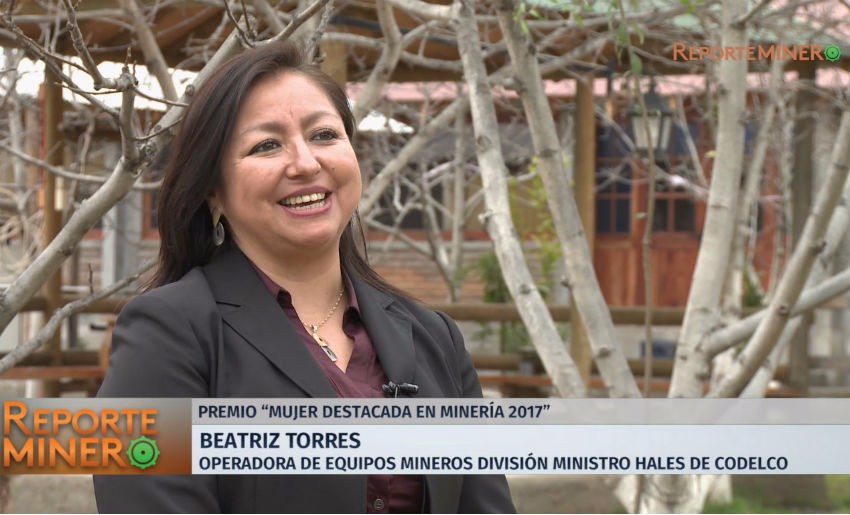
253;267;424;513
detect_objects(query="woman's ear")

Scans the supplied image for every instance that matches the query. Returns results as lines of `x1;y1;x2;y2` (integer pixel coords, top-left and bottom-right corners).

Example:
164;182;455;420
207;192;222;226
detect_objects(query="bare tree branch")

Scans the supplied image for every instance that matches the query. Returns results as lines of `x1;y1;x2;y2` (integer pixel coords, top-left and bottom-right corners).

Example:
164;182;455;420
383;0;454;21
60;0;114;90
268;0;331;43
498;0;639;397
119;0;179;101
711;83;850;397
223;0;256;47
305;0;333;58
705;265;850;358
351;0;402;123
0;142;162;190
0;260;155;374
0;27;245;336
455;0;586;398
0;16;118;117
733;0;772;28
252;0;285;33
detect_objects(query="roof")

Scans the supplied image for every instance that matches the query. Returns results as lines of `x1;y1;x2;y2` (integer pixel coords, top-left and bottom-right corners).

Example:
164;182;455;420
3;0;848;85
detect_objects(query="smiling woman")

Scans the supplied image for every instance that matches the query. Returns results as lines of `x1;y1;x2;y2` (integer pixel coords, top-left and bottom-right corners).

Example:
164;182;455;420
93;41;515;514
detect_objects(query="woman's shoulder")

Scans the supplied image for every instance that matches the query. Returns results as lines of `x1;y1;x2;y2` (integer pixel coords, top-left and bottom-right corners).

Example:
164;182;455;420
121;267;216;319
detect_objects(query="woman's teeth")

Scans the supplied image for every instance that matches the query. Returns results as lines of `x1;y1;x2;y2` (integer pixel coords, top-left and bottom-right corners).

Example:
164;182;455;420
280;192;328;210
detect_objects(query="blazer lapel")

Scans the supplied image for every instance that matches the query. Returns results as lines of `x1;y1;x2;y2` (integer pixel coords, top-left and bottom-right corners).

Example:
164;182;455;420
348;275;419;392
202;248;337;398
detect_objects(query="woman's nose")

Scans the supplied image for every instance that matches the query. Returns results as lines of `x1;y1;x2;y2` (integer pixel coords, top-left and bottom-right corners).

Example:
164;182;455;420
284;137;321;177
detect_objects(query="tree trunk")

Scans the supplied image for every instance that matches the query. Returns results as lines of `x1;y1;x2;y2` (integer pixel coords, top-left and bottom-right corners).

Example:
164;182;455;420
735;102;850;396
668;0;749;400
453;0;586;397
710;80;850;397
642;0;749;510
787;62;818;395
495;0;639;397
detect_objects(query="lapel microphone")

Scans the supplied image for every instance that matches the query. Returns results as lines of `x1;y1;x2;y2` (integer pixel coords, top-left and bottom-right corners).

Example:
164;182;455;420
382;381;419;398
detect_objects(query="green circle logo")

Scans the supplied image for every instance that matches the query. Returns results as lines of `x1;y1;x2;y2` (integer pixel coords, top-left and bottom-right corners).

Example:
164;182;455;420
824;45;841;62
126;436;161;470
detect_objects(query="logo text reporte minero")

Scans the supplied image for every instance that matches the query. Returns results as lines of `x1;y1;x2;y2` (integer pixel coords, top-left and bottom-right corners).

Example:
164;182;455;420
2;401;159;469
673;42;828;61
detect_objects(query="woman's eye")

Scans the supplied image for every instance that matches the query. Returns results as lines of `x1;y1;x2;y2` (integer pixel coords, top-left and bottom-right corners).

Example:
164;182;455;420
312;129;339;142
249;139;280;155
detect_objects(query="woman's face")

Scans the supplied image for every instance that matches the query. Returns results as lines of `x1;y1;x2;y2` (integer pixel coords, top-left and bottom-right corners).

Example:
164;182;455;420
213;72;361;262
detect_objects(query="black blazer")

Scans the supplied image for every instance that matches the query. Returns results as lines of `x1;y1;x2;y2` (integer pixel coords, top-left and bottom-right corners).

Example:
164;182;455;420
94;248;515;514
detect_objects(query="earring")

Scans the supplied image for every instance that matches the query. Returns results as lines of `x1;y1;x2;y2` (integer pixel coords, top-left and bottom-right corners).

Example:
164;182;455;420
211;206;225;246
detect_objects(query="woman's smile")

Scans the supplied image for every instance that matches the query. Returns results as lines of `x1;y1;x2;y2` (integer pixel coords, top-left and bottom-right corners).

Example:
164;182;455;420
278;190;333;215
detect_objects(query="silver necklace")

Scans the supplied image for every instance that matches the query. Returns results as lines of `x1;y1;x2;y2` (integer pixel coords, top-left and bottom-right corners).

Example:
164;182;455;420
303;288;344;362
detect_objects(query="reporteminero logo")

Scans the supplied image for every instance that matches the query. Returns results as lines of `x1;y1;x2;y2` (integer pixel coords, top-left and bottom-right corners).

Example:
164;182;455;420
673;42;842;62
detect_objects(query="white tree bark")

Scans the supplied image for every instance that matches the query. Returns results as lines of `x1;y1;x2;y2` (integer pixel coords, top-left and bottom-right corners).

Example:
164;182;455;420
495;0;639;397
0;2;332;346
723;57;783;320
0;27;243;342
0;260;154;373
351;0;403;123
668;0;749;400
360;97;470;213
383;0;453;21
118;0;179;101
453;0;585;397
448;111;469;301
710;83;850;397
640;0;748;511
0;71;141;335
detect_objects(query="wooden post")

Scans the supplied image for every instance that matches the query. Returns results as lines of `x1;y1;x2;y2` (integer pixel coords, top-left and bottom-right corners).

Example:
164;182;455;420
41;69;64;396
320;39;348;87
789;62;817;396
571;74;596;385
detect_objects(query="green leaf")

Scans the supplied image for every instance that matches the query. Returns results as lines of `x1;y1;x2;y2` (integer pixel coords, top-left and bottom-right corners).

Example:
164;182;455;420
630;52;642;75
513;1;526;23
616;22;628;47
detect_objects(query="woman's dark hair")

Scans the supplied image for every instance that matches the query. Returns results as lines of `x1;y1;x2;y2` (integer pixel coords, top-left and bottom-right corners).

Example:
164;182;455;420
152;40;403;298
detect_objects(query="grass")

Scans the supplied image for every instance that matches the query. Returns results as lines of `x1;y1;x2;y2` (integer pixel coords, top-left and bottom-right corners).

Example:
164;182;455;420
704;475;850;514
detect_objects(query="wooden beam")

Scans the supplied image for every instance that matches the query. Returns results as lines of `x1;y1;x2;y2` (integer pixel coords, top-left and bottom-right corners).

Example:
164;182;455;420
41;69;64;395
320;39;348;86
572;73;596;385
431;303;762;325
0;351;99;366
0;366;103;380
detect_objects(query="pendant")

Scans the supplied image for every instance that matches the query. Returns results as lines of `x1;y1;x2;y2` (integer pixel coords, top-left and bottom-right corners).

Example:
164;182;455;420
307;324;338;362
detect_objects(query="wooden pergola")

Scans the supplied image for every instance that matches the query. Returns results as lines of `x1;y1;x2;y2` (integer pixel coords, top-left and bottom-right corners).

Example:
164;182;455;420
0;0;612;388
3;1;844;392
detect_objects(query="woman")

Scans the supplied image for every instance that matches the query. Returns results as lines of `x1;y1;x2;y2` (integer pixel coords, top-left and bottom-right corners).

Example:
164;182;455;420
94;41;515;514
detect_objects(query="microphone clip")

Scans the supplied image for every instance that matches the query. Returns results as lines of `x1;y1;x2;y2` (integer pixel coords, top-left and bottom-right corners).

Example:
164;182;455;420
382;381;419;398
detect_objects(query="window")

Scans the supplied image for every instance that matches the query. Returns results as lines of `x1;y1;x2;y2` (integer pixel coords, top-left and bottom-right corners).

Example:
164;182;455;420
652;161;698;234
651;120;700;233
652;175;696;233
596;163;631;234
595;125;632;234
